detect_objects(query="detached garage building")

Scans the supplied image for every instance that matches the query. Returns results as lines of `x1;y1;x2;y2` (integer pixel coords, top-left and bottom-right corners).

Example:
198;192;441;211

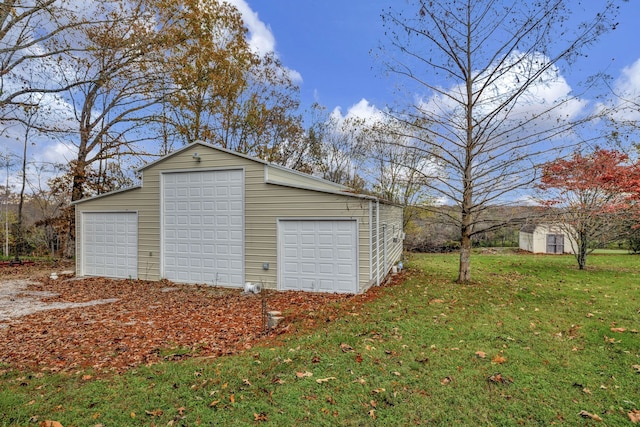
519;223;576;254
73;141;403;294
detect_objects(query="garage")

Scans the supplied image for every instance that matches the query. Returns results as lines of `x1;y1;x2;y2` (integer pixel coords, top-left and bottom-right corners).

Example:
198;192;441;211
279;220;358;293
74;141;404;294
82;212;138;279
162;170;244;286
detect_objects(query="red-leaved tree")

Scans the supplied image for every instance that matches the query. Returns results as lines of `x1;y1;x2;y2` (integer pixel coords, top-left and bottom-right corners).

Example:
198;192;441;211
537;149;633;269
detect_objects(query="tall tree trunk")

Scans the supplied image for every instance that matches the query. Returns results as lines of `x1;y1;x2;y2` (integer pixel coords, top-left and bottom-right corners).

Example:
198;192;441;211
577;230;588;270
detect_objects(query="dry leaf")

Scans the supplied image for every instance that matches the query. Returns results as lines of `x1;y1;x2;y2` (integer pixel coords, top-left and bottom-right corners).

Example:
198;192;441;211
488;373;512;384
253;412;268;422
340;343;354;352
209;400;220;407
229;394;235;404
296;371;313;378
492;355;507;364
475;351;487;359
145;409;163;416
371;388;385;394
632;365;640;373
368;409;376;419
628;409;640;423
610;327;626;333
355;354;363;363
40;422;63;427
316;377;336;384
578;410;602;421
440;376;452;385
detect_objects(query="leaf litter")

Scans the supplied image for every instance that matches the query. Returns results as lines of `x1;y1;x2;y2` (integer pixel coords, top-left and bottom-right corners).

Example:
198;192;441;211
0;273;379;372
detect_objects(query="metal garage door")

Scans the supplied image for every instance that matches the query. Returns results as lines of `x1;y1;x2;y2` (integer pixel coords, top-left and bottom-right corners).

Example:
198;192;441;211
279;220;358;293
162;170;244;286
82;212;138;279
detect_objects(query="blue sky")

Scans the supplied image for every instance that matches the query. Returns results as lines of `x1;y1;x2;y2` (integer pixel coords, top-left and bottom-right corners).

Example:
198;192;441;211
3;0;640;191
237;0;640;121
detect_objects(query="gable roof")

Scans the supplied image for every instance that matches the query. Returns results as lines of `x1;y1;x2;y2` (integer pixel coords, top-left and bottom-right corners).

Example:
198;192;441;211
139;140;349;192
74;141;390;204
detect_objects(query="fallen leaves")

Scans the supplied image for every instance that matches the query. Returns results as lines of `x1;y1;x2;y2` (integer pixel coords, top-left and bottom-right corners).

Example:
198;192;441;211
487;373;512;385
578;410;602;422
0;277;357;372
340;343;354;352
316;377;336;384
440;376;453;385
629;409;640;423
296;371;313;378
491;354;507;364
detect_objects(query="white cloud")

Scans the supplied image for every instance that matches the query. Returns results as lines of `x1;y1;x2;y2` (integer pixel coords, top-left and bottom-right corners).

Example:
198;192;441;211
602;57;640;123
331;98;386;124
418;51;589;130
226;0;302;83
226;0;275;54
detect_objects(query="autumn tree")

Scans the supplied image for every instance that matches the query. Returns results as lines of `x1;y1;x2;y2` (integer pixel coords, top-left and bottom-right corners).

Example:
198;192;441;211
378;0;624;282
55;0;162;203
151;0;304;161
537;149;632;269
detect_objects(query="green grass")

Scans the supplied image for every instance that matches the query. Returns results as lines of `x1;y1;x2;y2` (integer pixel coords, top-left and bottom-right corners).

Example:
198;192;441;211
2;252;639;426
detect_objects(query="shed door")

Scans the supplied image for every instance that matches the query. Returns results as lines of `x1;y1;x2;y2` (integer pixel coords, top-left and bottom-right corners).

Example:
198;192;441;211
279;220;357;293
546;234;564;254
163;170;244;286
82;212;138;279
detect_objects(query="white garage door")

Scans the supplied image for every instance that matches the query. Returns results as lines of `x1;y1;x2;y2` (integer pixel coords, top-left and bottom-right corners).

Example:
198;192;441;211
279;220;358;293
82;212;138;279
163;170;244;286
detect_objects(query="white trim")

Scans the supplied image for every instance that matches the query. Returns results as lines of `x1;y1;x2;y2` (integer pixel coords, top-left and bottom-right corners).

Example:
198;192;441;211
376;200;380;286
71;185;141;205
368;200;373;282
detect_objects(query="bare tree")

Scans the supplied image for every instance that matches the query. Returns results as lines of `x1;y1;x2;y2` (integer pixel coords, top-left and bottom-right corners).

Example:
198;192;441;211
379;0;623;282
0;0;90;113
57;0;163;203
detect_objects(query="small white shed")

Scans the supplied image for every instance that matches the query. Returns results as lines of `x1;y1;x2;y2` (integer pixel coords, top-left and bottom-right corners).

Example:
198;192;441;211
72;141;404;294
519;223;576;254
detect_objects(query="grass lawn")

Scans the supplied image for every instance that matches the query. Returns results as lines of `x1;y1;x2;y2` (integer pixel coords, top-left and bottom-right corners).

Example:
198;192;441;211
1;252;639;426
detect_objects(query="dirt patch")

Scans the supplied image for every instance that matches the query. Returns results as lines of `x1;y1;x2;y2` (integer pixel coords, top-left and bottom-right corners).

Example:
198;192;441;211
0;274;375;373
0;278;118;324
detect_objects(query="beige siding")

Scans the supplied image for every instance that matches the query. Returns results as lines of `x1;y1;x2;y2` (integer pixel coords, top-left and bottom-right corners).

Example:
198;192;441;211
379;202;404;276
74;187;158;279
246;181;371;291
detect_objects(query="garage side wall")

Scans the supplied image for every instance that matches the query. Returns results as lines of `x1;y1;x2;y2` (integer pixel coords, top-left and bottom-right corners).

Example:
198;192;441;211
371;203;403;289
74;188;153;278
246;181;372;292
